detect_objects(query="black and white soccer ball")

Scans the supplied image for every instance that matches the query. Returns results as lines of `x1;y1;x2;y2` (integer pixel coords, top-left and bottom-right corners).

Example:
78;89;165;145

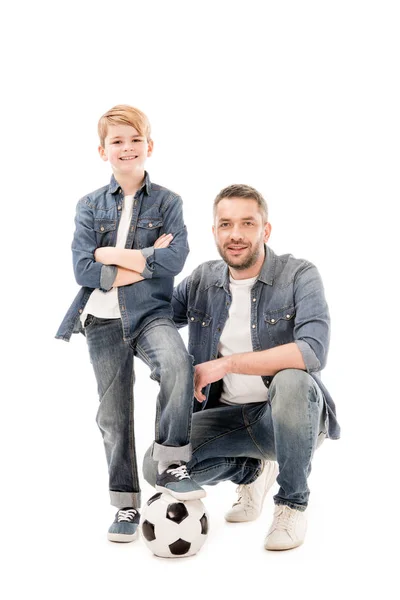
140;492;209;558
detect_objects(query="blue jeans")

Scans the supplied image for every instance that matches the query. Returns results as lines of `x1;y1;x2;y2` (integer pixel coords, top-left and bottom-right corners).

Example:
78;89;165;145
85;316;194;508
143;369;326;510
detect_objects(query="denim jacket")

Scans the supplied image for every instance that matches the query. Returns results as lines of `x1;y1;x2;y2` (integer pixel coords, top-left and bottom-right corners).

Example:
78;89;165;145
56;172;189;341
172;245;340;440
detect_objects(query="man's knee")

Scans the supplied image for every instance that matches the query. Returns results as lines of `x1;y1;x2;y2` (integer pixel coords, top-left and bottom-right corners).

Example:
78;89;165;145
269;369;318;406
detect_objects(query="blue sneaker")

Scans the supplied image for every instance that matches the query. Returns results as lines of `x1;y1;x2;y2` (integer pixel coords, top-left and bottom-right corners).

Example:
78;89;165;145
107;507;140;543
155;464;206;500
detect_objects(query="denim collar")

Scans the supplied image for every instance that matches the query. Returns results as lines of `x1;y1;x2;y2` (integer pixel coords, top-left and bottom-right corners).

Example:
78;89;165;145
109;171;151;195
212;245;276;292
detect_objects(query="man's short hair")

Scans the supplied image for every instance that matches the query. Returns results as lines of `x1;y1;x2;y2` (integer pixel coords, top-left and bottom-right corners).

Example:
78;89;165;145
98;104;152;147
213;184;269;222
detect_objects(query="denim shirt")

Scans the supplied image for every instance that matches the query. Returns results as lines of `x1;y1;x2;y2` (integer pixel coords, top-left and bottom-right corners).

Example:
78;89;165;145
56;172;189;341
172;245;340;440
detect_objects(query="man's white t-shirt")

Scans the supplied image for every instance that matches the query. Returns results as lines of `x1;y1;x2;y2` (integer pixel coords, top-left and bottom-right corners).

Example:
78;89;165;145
218;275;269;405
81;194;134;324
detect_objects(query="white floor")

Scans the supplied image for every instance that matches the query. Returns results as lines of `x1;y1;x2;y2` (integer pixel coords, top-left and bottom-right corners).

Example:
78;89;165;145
3;343;395;600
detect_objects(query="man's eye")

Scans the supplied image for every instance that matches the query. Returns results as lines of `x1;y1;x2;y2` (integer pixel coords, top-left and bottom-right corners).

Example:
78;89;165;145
244;221;254;226
220;223;230;228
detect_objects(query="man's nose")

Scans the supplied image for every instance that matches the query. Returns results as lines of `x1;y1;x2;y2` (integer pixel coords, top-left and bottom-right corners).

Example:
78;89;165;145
230;224;243;239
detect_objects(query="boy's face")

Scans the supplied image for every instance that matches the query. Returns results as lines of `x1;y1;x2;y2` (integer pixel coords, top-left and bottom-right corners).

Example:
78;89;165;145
99;123;153;178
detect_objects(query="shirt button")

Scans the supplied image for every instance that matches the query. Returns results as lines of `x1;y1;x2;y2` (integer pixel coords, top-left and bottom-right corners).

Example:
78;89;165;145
271;319;275;323
252;324;256;329
149;223;153;228
217;327;221;332
78;309;83;314
191;317;195;321
286;314;291;319
118;205;122;210
253;298;256;302
100;226;105;231
131;227;134;232
134;200;137;206
121;306;125;311
202;322;206;326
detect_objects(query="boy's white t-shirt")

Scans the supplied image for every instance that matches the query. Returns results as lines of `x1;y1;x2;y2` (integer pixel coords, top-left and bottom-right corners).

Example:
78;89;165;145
218;275;269;405
81;194;134;325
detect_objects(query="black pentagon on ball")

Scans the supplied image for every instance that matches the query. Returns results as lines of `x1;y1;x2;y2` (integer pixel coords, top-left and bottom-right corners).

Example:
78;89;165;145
146;493;162;506
166;502;189;524
169;538;191;555
141;520;156;541
200;513;208;535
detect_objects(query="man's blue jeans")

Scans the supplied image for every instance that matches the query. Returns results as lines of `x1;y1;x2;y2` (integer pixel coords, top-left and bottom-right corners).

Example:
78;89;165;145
143;369;326;510
85;316;193;509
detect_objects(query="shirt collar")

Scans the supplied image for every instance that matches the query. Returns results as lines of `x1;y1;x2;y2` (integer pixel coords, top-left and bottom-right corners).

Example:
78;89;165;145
109;171;152;195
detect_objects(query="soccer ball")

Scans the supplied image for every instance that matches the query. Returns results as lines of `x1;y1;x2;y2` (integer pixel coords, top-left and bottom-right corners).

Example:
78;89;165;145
140;492;209;558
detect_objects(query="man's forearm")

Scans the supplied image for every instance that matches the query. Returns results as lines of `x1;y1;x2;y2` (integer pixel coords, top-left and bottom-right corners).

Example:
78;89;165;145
113;267;144;288
225;343;306;376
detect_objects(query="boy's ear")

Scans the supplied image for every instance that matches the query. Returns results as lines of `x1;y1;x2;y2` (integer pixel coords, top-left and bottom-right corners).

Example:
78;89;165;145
98;145;108;162
147;139;154;157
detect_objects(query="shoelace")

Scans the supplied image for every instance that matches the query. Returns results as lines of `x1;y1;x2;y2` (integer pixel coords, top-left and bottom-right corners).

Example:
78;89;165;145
167;465;190;480
274;506;296;532
117;508;137;523
233;484;253;507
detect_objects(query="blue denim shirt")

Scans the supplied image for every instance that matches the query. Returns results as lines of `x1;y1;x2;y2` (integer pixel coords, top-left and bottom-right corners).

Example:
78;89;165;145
172;245;340;440
56;172;189;341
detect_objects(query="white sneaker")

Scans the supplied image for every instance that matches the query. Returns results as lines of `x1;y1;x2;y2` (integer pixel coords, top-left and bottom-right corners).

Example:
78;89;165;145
264;504;307;550
225;461;278;523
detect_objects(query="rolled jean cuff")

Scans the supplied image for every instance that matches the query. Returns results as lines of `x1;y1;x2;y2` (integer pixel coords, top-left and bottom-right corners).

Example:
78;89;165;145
274;499;307;512
151;441;192;463
110;490;141;509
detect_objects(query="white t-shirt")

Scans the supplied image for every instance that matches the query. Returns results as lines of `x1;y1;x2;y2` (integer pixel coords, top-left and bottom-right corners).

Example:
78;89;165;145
81;194;134;324
218;275;269;405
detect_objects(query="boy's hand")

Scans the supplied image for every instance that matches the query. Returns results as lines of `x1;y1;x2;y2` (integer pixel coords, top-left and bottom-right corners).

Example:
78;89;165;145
94;246;117;265
154;233;173;248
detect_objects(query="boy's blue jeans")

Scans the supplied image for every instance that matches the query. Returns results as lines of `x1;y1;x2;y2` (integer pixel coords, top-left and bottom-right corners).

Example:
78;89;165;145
85;316;193;509
143;369;326;510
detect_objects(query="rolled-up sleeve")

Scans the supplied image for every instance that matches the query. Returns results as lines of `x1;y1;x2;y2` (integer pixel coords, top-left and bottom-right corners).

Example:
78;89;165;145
139;194;189;279
293;263;330;372
72;198;117;291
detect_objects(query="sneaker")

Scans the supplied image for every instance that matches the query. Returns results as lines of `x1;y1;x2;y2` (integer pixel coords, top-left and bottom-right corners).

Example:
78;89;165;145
155;464;206;500
264;504;307;550
107;507;140;543
225;460;278;523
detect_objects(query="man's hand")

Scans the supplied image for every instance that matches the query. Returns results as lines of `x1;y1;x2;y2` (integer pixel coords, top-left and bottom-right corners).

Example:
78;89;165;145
194;357;230;402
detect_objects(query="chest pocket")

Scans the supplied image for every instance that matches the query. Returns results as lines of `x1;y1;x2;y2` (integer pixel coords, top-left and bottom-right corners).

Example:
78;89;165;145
264;306;296;346
187;308;212;347
136;217;164;247
94;218;117;246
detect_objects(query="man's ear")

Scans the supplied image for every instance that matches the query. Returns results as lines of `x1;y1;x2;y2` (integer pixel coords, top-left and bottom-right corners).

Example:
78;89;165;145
147;139;154;157
264;222;272;243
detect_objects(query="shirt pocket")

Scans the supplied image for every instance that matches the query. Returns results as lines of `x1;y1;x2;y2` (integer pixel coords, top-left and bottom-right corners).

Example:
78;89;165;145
264;306;296;346
94;218;117;246
187;307;212;347
136;216;164;247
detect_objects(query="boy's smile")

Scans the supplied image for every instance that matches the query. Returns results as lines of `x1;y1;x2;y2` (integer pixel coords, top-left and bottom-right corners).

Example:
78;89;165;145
98;123;153;178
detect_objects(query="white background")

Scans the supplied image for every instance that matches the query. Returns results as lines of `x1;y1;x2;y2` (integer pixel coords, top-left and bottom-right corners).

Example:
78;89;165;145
2;1;399;598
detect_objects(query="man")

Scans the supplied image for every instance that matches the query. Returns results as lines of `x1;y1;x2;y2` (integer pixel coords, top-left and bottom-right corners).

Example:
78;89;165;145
143;184;340;550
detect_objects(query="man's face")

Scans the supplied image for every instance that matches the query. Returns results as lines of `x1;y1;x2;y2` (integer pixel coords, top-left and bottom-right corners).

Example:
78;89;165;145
213;197;271;277
98;123;153;177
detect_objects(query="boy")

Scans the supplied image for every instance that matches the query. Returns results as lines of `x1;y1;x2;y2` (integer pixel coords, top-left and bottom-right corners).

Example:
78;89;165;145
56;105;205;543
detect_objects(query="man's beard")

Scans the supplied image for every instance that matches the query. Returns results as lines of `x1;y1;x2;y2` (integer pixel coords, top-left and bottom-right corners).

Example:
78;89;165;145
217;239;264;271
